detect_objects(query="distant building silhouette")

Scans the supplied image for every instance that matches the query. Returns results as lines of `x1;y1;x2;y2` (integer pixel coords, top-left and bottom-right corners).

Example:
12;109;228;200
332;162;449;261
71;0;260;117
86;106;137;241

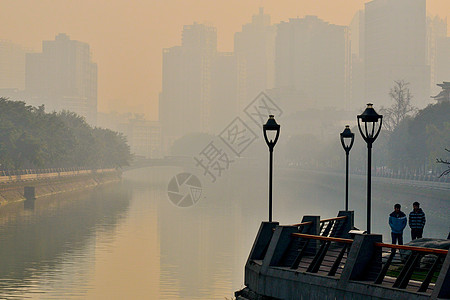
0;40;27;91
97;112;162;159
274;16;346;109
348;10;365;109
210;52;239;133
426;16;450;97
434;36;450;89
427;16;447;94
364;0;429;108
159;23;217;154
25;33;98;125
234;8;276;110
119;119;162;159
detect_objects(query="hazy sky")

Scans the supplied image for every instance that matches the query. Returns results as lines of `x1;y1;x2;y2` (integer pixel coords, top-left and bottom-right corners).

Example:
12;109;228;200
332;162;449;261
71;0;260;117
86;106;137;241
1;0;449;120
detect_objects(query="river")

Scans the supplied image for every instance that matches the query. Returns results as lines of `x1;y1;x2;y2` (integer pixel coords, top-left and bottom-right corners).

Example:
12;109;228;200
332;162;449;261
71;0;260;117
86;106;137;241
0;166;448;299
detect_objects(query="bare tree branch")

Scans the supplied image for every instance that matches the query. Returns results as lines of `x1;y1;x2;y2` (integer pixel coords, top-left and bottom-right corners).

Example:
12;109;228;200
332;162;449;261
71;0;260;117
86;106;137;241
382;80;417;132
437;148;450;178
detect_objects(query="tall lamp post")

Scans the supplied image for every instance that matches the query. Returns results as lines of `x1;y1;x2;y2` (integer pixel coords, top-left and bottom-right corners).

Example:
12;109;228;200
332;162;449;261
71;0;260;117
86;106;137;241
340;125;354;211
263;115;280;223
357;103;382;234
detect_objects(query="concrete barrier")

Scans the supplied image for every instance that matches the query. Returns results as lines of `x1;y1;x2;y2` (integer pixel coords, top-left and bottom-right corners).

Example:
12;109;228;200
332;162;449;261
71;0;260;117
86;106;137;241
238;213;449;300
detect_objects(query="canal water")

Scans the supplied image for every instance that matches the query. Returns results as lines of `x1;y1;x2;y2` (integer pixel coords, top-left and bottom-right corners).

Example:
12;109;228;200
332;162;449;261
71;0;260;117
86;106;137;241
0;166;448;299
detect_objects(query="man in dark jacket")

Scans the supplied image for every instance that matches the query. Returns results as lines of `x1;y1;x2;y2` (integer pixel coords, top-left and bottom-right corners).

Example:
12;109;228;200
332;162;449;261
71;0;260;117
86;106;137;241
389;203;407;245
409;202;426;240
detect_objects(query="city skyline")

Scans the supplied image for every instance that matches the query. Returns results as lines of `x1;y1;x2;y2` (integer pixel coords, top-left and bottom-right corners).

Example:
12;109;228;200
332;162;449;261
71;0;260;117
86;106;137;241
1;0;449;120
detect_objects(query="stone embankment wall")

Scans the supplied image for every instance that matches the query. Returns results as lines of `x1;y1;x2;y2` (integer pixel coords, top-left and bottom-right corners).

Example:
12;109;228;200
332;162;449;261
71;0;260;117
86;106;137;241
0;170;120;206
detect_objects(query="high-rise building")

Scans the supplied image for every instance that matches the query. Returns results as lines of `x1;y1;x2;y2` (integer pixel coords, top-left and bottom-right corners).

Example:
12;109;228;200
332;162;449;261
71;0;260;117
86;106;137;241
234;8;276;108
435;36;450;89
210;52;239;133
119;119;162;159
0;40;27;91
427;16;450;97
274;16;346;109
347;10;365;109
159;23;217;154
364;0;429;108
25;33;98;124
427;16;447;94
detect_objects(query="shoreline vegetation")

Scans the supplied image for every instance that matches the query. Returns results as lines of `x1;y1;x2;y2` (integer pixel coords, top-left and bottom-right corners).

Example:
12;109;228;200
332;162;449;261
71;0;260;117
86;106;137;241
0;98;131;171
0;97;130;208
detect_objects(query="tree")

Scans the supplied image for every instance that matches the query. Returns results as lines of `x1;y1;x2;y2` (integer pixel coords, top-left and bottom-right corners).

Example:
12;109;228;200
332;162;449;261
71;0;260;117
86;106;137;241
0;98;131;170
380;80;417;132
436;149;450;177
386;101;449;174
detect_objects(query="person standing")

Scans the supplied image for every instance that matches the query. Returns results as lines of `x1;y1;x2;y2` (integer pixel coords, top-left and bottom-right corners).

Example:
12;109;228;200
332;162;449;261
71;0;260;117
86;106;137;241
409;202;426;240
389;203;407;245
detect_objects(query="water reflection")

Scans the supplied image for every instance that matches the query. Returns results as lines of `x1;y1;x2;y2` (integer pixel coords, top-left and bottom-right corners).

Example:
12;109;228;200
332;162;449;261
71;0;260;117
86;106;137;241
0;184;131;299
0;166;448;299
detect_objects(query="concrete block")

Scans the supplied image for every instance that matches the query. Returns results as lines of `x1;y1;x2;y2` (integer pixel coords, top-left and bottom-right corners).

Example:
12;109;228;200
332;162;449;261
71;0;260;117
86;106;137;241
432;249;450;299
337;210;354;238
261;225;298;272
338;233;382;290
248;221;279;261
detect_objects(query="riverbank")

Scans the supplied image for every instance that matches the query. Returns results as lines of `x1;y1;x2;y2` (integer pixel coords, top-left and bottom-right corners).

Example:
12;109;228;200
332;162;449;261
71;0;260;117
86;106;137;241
0;170;121;207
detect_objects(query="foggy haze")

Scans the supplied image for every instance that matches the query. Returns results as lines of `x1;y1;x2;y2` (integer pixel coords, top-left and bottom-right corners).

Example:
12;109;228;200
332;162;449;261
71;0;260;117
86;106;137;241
0;0;449;120
0;1;449;299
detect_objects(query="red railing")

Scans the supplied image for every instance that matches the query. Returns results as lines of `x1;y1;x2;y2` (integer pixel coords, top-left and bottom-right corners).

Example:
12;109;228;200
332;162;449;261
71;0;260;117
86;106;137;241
368;242;448;293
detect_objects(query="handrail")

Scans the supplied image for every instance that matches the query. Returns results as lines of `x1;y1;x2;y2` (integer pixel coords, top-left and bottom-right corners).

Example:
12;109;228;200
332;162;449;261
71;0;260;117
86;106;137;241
0;168;117;184
374;242;448;255
291;221;313;227
285;215;348;227
292;233;353;244
272;221;313;231
319;216;347;223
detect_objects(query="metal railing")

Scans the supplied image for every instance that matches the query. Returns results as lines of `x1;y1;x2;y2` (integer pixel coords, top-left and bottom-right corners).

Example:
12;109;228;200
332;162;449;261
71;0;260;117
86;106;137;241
277;216;349;237
0;168;116;183
367;242;448;294
319;216;348;237
286;233;353;276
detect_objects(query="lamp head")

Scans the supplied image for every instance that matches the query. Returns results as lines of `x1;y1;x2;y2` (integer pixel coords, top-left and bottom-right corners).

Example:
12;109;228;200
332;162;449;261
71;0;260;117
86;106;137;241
357;103;382;123
357;103;383;143
263;115;280;148
340;125;355;151
341;125;354;138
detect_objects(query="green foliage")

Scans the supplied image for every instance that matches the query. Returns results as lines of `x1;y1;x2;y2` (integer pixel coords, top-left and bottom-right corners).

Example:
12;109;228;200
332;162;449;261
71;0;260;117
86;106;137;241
279;101;448;175
0;98;131;170
387;101;450;173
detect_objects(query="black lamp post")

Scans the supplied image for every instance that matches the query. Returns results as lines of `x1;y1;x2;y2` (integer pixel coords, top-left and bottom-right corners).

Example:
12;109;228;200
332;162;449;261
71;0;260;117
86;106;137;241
340;125;354;211
263;115;280;223
357;103;382;234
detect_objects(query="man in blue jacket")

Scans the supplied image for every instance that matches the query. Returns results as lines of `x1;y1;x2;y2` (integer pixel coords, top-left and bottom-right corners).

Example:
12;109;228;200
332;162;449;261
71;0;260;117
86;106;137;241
389;203;407;245
409;201;426;240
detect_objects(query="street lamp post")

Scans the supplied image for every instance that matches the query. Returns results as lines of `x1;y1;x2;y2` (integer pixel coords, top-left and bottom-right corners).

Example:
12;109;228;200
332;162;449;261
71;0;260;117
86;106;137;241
357;103;383;234
340;125;355;211
263;115;280;223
